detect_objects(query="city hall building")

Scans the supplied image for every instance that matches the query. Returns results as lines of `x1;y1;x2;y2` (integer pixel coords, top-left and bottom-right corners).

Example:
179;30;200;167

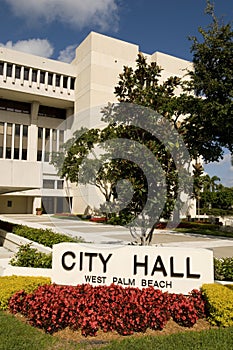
0;32;194;216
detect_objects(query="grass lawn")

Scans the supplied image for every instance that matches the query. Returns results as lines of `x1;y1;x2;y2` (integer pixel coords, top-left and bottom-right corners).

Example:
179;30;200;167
1;311;233;350
175;224;233;239
102;327;233;350
175;228;233;239
0;311;82;350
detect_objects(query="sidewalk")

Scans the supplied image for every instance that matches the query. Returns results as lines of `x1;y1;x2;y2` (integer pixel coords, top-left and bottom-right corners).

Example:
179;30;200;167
0;214;233;261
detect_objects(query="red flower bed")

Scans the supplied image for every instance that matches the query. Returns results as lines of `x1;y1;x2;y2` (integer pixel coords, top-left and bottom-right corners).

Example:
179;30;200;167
90;217;107;222
8;284;205;337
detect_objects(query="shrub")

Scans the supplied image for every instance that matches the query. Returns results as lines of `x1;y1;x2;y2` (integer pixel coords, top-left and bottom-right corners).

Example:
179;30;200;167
8;284;205;336
214;257;233;281
10;244;52;268
0;276;50;310
201;283;233;327
12;225;84;248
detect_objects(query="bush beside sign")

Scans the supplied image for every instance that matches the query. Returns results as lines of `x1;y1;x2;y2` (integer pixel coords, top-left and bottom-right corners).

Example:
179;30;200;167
52;243;214;294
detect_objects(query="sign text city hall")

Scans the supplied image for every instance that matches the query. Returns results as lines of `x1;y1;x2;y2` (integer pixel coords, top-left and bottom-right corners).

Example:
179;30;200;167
52;243;214;294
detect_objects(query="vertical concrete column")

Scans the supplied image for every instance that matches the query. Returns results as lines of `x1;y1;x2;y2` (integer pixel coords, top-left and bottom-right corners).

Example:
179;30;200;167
28;101;39;162
33;197;42;214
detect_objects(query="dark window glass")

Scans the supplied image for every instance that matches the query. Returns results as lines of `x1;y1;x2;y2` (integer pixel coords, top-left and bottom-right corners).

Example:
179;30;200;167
38;105;66;119
37;151;42;161
15;66;21;79
38;127;43;139
23;125;28;137
6;147;11;159
57;180;64;189
6;64;12;77
43;180;55;189
0;147;3;158
15;124;20;136
0;98;30;114
45;128;50;140
7;201;12;207
40;71;45;83
70;78;75;90
22;149;27;160
55;75;60;87
14;148;19;159
48;73;53;85
0;62;4;75
32;69;37;82
24;67;29;80
63;76;68;88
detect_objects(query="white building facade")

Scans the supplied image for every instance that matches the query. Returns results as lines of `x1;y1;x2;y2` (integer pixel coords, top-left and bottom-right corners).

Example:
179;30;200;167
0;32;195;216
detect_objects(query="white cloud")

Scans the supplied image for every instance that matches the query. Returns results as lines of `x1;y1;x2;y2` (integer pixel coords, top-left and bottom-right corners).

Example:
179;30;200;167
0;39;54;58
4;0;119;31
58;44;77;63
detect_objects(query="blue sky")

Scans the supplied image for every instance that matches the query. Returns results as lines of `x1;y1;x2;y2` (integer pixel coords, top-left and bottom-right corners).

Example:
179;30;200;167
0;0;232;185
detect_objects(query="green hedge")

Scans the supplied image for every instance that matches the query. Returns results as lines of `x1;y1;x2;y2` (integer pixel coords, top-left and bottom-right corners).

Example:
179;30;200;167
0;276;50;310
214;257;233;281
202;283;233;327
12;225;84;248
10;244;52;268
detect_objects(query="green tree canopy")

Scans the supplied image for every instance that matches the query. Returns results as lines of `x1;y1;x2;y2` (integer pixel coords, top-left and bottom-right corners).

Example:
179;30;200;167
179;2;233;162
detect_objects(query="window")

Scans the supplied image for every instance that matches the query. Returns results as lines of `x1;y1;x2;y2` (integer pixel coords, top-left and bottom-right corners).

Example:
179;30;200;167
24;67;29;80
63;76;68;89
0;122;28;160
38;105;66;119
55;75;60;87
0;99;30;114
14;124;20;160
15;124;20;136
6;123;12;159
59;130;64;150
0;62;3;75
48;73;53;85
57;180;64;189
43;179;55;189
23;125;28;137
40;71;45;83
6;63;12;77
15;65;21;79
70;78;75;90
7;201;12;208
37;127;43;161
32;69;37;82
37;127;65;162
0;122;4;159
22;149;27;160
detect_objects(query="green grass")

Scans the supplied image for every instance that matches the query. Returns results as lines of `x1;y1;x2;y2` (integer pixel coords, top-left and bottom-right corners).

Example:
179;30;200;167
102;327;233;350
0;311;83;350
175;227;233;239
1;310;233;350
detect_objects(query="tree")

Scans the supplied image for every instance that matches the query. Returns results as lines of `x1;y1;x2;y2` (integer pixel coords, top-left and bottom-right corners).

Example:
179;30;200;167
200;174;220;211
200;182;233;213
179;1;233;162
52;55;192;245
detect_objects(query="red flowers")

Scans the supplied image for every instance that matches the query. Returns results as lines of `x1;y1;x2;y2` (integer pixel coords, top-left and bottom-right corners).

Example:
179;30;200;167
8;284;205;336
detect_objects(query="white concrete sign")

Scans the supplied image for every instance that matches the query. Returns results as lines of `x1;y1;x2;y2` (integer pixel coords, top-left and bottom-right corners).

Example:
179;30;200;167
52;243;214;294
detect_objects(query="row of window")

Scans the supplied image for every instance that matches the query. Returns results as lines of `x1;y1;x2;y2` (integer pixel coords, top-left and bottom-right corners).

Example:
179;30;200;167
0;61;75;90
0;122;28;160
43;179;64;189
37;127;64;162
0;98;67;119
0;122;65;162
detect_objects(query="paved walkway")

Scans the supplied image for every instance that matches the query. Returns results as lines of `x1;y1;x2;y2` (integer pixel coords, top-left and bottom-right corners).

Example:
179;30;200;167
0;214;233;262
